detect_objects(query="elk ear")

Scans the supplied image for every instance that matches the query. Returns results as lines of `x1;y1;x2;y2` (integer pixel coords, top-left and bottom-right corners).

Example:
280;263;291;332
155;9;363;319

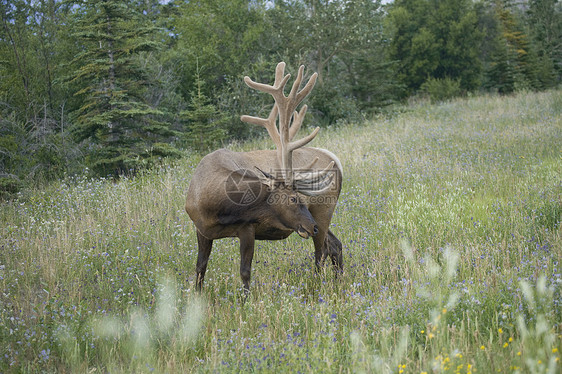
255;167;279;190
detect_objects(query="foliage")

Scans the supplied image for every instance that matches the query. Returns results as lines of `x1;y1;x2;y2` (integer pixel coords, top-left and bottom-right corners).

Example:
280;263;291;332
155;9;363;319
180;72;227;152
0;0;561;186
482;0;543;93
526;0;562;88
387;0;483;96
172;0;270;99
68;0;180;177
269;0;393;124
1;90;561;372
420;76;462;103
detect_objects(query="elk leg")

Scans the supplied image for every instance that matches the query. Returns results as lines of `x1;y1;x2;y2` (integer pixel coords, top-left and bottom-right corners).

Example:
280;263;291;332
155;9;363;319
239;225;256;297
313;228;343;277
326;229;343;275
195;231;213;291
312;227;328;271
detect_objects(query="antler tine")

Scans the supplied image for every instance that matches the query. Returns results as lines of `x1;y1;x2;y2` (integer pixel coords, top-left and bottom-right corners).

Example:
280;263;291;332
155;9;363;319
288;65;305;100
289;105;308;141
288;126;320;152
274;61;287;87
243;75;291;98
296;71;318;106
240;104;280;148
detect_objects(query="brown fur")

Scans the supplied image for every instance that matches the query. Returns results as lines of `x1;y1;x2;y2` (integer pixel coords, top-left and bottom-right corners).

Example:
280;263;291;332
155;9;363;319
185;62;343;295
185;147;342;294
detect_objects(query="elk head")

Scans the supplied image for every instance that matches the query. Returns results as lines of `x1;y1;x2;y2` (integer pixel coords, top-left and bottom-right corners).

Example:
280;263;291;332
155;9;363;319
255;167;318;239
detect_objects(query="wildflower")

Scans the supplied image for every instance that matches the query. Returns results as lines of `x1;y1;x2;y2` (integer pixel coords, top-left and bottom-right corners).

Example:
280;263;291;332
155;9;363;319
503;342;509;348
517;351;521;356
553;348;558;353
508;337;513;342
480;345;485;350
442;308;447;314
428;332;434;339
498;328;503;334
420;330;425;334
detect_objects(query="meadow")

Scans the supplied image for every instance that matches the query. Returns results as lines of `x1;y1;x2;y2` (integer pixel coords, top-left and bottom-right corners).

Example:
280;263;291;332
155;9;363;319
1;90;561;373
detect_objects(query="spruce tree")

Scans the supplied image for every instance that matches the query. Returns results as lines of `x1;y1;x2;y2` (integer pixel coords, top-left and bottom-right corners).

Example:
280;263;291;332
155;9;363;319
485;0;539;92
69;0;179;176
181;72;226;152
527;0;562;87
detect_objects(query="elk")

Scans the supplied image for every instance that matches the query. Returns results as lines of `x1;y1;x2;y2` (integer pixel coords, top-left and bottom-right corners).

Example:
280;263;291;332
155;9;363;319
185;62;343;295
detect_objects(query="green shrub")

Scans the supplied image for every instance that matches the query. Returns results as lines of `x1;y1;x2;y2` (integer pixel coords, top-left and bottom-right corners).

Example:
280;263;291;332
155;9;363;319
420;76;462;103
0;175;23;199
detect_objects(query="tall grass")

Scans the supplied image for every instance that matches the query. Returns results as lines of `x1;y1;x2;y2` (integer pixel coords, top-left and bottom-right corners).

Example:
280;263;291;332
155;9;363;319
1;90;561;373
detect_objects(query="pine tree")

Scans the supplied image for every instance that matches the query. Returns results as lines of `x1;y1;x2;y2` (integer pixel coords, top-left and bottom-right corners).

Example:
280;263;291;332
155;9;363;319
527;0;562;87
69;0;179;176
181;72;226;152
485;0;539;92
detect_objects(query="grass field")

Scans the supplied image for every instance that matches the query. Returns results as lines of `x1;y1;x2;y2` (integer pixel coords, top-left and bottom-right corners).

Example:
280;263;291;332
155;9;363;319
1;90;561;373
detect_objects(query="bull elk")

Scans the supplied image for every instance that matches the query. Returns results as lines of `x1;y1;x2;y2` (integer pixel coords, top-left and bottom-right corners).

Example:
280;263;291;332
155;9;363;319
185;62;343;295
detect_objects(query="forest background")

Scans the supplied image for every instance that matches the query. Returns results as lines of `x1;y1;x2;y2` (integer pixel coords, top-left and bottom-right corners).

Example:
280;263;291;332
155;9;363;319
1;0;561;194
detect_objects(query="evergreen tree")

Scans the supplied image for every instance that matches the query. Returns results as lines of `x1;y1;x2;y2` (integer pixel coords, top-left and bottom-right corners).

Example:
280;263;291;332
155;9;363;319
387;0;482;95
484;0;539;92
527;0;562;87
181;72;227;152
69;0;179;176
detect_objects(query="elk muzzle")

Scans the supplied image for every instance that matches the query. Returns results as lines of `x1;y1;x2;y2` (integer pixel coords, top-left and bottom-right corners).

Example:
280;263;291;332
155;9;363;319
297;223;319;239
